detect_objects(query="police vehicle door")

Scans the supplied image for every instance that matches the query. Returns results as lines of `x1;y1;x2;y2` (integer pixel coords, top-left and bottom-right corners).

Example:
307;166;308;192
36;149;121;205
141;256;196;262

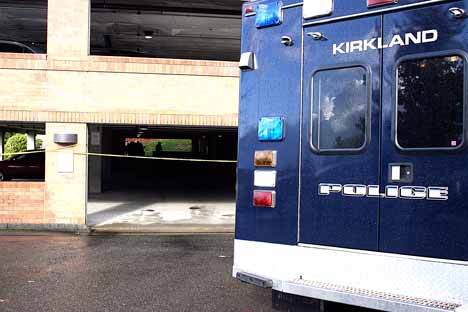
380;1;468;261
299;16;382;251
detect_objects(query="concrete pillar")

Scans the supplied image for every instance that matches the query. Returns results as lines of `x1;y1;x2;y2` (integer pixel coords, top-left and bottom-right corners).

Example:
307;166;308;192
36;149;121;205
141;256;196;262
208;135;218;159
101;128;112;190
45;123;87;228
191;136;199;155
27;132;36;151
0;131;3;161
47;0;90;59
88;125;102;194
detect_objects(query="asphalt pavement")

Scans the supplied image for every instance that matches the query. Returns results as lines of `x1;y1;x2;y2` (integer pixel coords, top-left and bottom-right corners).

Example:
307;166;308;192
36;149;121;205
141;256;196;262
0;233;373;312
0;233;272;312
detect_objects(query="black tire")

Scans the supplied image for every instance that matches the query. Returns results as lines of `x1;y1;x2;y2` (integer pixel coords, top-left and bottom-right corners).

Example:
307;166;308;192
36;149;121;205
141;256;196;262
272;290;322;311
0;171;8;181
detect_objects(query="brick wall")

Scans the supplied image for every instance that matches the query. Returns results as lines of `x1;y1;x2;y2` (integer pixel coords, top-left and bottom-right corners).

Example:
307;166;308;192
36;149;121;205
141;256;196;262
0;182;49;225
0;54;240;127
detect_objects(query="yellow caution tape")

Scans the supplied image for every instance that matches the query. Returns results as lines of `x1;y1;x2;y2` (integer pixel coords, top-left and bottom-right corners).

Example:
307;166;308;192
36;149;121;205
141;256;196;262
0;146;71;158
0;150;45;157
75;151;237;163
1;148;237;164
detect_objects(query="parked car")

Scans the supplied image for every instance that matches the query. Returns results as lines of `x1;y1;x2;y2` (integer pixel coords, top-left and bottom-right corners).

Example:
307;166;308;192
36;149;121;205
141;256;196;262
0;150;45;181
0;40;44;54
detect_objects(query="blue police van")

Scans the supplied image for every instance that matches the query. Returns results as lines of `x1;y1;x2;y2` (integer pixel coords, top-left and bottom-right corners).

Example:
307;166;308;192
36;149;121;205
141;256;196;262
234;0;468;311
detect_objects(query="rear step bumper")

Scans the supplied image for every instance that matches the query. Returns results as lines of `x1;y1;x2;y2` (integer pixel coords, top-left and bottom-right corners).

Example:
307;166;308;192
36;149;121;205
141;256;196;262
233;239;468;312
236;272;273;288
283;278;463;312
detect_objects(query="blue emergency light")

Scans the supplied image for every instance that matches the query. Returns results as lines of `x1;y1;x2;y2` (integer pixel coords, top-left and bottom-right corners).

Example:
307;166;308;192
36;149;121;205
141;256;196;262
255;1;283;28
258;117;284;141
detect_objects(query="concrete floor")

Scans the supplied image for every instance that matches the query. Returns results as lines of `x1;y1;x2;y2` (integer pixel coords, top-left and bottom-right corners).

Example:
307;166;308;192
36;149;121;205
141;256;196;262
87;189;235;232
87;159;237;232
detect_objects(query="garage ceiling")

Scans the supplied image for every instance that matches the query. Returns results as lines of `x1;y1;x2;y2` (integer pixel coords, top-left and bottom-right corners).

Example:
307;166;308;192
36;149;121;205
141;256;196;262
93;0;241;14
0;123;45;134
0;0;241;60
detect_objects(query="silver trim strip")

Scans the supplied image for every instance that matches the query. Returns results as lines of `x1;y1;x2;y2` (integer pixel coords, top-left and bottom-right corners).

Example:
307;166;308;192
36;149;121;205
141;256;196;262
298;243;468;266
297;12;305;242
283;2;303;10
303;0;456;27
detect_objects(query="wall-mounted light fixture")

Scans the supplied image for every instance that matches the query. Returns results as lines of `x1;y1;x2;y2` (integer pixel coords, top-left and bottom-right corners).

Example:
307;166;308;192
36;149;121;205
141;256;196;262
54;133;78;145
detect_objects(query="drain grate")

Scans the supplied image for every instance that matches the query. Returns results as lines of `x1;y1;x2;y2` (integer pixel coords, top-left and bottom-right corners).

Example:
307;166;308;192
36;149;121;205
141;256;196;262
291;278;462;311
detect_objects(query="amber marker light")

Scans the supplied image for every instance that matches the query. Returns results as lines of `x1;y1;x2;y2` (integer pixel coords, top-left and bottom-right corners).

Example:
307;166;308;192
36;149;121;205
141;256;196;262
254;151;277;167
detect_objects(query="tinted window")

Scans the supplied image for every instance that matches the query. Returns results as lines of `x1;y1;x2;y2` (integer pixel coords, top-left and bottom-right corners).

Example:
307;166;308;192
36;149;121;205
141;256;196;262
12;154;28;161
311;66;368;151
29;152;45;161
397;55;464;149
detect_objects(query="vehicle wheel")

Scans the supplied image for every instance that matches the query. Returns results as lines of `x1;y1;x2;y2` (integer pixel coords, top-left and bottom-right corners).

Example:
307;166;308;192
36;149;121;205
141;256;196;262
0;171;8;181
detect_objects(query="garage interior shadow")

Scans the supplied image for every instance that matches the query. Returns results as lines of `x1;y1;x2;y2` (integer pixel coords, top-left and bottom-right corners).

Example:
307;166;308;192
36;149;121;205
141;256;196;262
86;125;237;231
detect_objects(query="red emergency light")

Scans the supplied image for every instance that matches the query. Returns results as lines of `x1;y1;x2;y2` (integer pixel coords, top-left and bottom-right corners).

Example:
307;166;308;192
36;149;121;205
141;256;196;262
245;5;255;15
367;0;397;7
253;191;276;208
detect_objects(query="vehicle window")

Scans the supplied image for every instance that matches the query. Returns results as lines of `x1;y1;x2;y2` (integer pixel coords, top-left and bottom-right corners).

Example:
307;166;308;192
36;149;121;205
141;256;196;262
311;66;369;152
29;153;44;161
396;55;465;149
12;154;28;161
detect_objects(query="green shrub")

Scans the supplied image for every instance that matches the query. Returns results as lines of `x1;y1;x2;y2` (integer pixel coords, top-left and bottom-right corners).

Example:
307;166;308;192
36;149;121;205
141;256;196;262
4;132;13;142
4;134;27;159
35;138;43;149
142;139;192;156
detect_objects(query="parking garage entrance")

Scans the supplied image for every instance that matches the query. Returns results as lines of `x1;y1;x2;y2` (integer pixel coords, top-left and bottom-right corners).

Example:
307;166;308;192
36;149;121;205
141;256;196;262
86;125;237;232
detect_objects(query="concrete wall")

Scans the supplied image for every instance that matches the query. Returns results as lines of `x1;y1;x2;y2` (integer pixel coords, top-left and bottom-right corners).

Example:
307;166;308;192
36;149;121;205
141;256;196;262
48;0;90;59
0;58;239;126
88;125;102;194
44;123;87;229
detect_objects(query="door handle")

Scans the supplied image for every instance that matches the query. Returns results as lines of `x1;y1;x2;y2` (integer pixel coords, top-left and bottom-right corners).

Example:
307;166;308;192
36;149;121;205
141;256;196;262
388;163;413;183
307;32;326;41
281;36;294;46
449;7;466;19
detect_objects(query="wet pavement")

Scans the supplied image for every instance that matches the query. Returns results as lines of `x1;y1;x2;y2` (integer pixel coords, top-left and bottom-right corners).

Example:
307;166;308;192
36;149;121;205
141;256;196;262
0;233;270;312
87;190;235;232
0;233;374;312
